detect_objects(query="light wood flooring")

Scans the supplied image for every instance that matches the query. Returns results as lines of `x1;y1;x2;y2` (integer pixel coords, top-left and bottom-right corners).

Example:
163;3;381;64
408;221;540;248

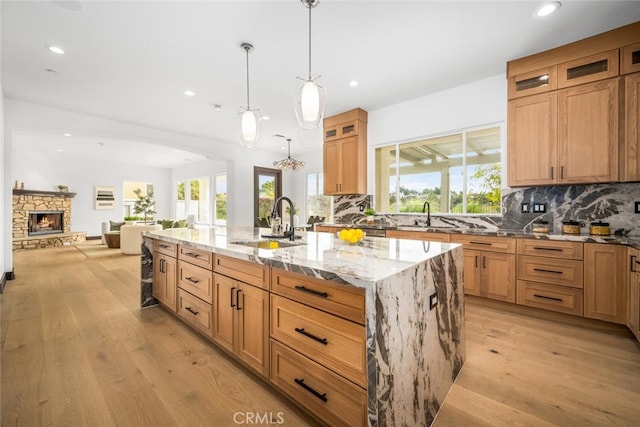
2;244;640;426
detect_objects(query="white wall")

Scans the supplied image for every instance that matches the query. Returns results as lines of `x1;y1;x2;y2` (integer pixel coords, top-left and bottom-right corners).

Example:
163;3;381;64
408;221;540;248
12;147;171;236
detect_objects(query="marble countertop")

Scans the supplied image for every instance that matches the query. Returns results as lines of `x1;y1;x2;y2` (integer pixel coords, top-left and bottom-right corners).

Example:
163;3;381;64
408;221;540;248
144;226;460;285
321;223;640;249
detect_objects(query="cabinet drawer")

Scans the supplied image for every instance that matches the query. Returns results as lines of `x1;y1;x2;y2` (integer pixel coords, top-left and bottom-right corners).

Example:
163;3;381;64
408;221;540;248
622;42;640;74
154;240;177;257
177;289;213;337
270;295;366;387
517;255;583;288
271;268;365;325
178;260;213;304
517;239;583;260
508;66;557;99
558;49;619;88
517;280;583;316
214;254;268;289
450;235;516;253
178;245;214;270
270;340;366;427
387;229;450;243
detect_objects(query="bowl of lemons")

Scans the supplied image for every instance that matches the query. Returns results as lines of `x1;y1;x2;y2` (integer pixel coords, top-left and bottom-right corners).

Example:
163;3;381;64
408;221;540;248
337;228;365;245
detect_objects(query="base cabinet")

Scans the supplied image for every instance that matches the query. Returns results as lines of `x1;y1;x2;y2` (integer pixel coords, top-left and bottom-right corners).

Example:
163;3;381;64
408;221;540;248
213;273;269;378
628;248;640;339
584;243;627;324
153;252;177;311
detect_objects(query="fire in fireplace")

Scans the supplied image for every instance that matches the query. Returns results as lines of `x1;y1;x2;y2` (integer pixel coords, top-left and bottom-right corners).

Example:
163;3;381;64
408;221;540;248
28;210;64;236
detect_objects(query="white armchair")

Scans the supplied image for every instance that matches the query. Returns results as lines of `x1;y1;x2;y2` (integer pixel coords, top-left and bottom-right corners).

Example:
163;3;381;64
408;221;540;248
120;224;162;255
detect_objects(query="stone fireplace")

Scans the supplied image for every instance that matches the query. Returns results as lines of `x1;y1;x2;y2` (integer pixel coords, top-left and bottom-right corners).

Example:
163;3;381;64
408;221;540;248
13;189;86;250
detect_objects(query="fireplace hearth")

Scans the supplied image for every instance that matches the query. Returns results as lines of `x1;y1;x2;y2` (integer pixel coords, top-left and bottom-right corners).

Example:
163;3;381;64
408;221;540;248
28;210;64;236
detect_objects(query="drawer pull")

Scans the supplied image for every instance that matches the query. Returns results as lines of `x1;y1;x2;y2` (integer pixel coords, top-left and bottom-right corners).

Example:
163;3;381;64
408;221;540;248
533;268;563;275
236;289;242;311
185;306;199;315
159;258;165;273
631;255;638;273
469;241;491;246
533;246;563;252
533;294;563;302
294;327;328;345
294;378;328;403
185;277;200;284
159;244;171;249
184;252;201;258
230;287;236;307
294;285;328;299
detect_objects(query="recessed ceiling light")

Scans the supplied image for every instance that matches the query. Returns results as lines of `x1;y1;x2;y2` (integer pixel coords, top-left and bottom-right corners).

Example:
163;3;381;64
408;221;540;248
45;69;58;75
47;45;65;55
263;116;271;121
211;104;223;111
348;80;359;87
183;90;196;97
57;148;63;152
63;133;72;137
535;2;561;17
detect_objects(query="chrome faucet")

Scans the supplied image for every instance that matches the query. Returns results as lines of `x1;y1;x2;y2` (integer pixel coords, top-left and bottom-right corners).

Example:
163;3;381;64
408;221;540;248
271;196;296;241
422;201;431;227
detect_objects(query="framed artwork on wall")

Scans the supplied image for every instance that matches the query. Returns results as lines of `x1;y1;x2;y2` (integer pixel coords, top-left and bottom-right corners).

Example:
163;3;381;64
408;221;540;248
95;186;115;210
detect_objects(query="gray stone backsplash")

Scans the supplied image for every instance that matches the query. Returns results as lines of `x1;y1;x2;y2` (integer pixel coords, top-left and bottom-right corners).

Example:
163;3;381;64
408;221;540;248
333;182;640;236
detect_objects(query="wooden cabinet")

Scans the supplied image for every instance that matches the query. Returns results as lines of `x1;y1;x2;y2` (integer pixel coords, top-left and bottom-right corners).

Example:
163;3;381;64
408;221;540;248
386;229;450;243
627;248;640;340
213;273;269;377
176;245;215;337
508;78;620;186
508;66;556;99
516;239;584;316
323;108;367;195
450;235;516;302
621;42;640;75
177;288;213;337
557;50;619;88
584;243;627;324
624;72;640;182
153;252;177;311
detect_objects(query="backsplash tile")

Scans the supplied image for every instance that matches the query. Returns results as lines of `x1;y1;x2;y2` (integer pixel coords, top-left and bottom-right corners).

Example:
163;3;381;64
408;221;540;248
332;182;640;236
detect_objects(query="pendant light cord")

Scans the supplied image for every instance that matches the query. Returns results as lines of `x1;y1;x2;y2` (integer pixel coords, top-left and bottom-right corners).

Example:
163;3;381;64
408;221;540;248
245;47;250;109
307;2;312;80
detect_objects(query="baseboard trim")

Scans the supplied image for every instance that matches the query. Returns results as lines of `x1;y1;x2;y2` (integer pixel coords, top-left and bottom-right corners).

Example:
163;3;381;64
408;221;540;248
86;235;102;240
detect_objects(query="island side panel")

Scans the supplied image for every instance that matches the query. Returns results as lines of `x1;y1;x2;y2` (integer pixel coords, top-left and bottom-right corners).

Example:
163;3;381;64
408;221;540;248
373;246;464;426
141;236;156;307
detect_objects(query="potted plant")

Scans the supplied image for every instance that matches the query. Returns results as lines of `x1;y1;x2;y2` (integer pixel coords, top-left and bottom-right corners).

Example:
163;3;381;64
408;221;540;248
132;188;156;224
364;208;376;224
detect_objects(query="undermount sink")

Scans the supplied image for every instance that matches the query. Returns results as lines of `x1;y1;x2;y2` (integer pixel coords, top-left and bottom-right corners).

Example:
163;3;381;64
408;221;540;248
231;239;305;249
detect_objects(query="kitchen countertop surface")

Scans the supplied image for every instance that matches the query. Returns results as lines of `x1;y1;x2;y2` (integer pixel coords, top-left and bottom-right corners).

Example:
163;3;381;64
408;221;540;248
320;223;640;249
145;226;460;284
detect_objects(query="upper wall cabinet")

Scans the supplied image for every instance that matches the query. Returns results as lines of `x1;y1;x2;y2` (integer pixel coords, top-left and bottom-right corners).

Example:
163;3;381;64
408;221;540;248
323;108;368;196
506;20;640;187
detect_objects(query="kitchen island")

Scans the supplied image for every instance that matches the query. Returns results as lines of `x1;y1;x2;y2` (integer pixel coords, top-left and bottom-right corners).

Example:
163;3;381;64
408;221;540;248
140;227;464;426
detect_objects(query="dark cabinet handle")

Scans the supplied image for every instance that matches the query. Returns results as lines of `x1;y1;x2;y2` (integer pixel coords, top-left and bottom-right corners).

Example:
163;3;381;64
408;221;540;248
469;241;491;246
533;246;563;252
474;255;478;269
550;166;554;179
482;256;486;269
230;287;236;307
159;244;171;249
236;289;242;311
294;378;327;402
294;285;328;298
185;306;199;315
185;277;200;284
533;294;563;302
631;255;638;273
560;166;564;179
159;258;165;273
294;327;328;345
184;252;200;258
533;268;563;275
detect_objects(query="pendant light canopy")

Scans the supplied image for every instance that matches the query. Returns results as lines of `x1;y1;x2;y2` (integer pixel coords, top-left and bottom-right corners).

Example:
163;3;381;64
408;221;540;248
274;138;305;170
295;0;326;130
238;42;261;148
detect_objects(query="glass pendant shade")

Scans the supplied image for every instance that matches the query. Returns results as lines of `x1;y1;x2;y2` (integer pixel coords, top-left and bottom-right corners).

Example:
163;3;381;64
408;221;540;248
238;108;261;148
295;79;326;129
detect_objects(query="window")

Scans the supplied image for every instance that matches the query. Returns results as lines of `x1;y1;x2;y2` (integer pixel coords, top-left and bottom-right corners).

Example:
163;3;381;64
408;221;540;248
214;174;227;225
306;172;332;223
175;176;210;223
375;124;502;214
123;181;154;218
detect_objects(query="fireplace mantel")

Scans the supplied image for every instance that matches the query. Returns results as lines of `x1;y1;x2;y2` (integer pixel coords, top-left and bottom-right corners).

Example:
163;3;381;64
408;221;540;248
13;189;77;198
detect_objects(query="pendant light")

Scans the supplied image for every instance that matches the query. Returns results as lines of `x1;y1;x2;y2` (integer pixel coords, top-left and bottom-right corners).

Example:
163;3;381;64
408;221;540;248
238;42;261;148
295;0;326;130
274;138;305;170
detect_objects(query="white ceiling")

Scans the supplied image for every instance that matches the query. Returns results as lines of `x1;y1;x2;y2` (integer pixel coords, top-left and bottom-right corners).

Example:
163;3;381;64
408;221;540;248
3;1;640;166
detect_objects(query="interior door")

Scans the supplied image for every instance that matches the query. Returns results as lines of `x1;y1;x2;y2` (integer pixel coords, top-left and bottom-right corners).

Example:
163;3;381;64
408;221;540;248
254;166;282;227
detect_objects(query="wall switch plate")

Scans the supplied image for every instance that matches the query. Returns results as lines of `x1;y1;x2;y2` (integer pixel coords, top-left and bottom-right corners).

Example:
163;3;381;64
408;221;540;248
533;203;547;213
635;201;640;214
359;205;364;212
522;203;530;213
429;292;438;310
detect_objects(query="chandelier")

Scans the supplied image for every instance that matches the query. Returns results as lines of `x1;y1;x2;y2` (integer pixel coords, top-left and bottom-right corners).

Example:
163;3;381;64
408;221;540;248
273;138;305;170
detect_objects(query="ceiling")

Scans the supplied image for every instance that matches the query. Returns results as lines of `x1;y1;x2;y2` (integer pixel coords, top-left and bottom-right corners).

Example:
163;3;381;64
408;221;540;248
3;1;640;166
